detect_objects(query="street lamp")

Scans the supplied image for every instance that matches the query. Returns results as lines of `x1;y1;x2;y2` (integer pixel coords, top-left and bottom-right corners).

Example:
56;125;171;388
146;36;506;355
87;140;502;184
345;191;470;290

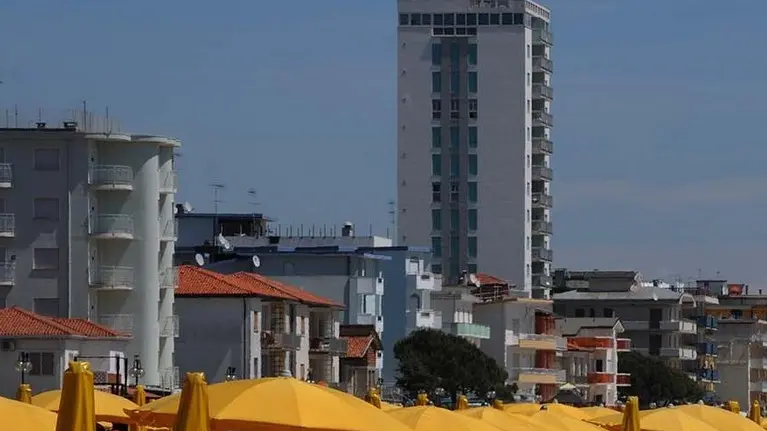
15;352;32;384
129;355;144;386
225;366;237;381
486;390;496;401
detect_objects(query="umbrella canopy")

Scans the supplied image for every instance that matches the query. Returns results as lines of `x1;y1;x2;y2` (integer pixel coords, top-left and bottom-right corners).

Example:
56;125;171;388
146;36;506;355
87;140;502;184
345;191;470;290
590;408;721;431
456;395;469;410
502;403;541;416
130;377;415;431
381;401;402;412
0;396;58;431
622;396;640;431
33;389;139;423
55;361;96;431
548;390;588;406
17;384;32;403
388;406;502;431
173;373;210;431
457;407;539;431
531;410;605;431
580;406;618;419
726;401;742;414
751;401;762;425
675;404;763;431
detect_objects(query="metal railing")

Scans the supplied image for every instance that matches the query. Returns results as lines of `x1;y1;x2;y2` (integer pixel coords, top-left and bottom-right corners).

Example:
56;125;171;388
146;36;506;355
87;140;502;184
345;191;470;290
263;331;302;350
92;214;134;237
532;220;552;234
0;163;12;185
0;214;15;236
531;192;553;207
160;267;179;289
532;111;553;127
532;84;553;100
532;166;553;180
0;262;15;284
97;314;134;335
511;367;566;381
309;337;347;355
532;138;553;154
160;170;177;192
450;322;491;339
533;56;553;72
533;29;553;45
0;107;122;133
160;366;181;390
532;247;553;261
160;316;180;338
91;266;134;288
89;165;133;188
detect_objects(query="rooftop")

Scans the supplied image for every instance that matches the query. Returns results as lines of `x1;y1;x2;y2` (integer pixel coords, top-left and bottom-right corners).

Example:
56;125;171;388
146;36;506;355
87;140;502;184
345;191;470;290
0;307;128;339
557;317;622;336
553;286;690;302
339;324;381;358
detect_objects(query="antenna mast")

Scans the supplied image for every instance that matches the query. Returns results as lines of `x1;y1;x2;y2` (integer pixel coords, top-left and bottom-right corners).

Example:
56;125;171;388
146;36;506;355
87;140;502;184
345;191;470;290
387;199;396;244
210;182;226;240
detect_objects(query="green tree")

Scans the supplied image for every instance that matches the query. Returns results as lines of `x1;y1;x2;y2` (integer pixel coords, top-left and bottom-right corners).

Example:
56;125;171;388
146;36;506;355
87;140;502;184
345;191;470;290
394;328;508;401
618;351;704;406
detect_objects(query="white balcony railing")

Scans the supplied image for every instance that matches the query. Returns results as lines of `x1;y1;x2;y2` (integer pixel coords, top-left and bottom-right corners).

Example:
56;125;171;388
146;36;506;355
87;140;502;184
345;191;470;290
160;219;178;240
160;316;180;338
90;266;134;288
511;367;566;382
0;163;12;186
160;267;179;289
89;165;133;189
0;214;15;237
91;214;134;238
97;314;134;335
0;262;15;285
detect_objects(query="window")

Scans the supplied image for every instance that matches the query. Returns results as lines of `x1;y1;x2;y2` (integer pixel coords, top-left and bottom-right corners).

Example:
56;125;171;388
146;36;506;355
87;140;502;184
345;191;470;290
34;198;59;221
410;13;421;25
432;127;442;148
399;14;408;25
456;13;466;25
432;100;441;120
526;72;531;86
526;155;531;167
469;155;478;176
468;182;478;203
450;182;459;202
449;236;459;257
526;209;530;222
422;13;431;25
526;236;530;250
468;72;477;93
490;13;500;25
432;264;442;274
575;308;585;318
478;13;489;25
467;13;477;25
469;127;478;148
449;127;459;149
450;209;459;231
526;127;530;141
434;14;443;25
468;237;478;257
450;155;459;176
431;155;441;176
468;209;477;231
468;44;477;66
514;13;524;25
29;352;55;376
468;264;477;274
589;308;596;318
33;248;59;270
432;182;441;203
431;44;441;65
468;99;478;119
431;72;441;93
431;209;442;231
450;43;459;67
444;13;454;25
501;13;513;25
431;237;442;257
604;308;614;318
450;72;460;94
34;148;59;171
450;99;460;119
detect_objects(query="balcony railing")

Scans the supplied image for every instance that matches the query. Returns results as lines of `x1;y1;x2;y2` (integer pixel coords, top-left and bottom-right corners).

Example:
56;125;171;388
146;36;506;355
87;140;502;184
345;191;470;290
532;111;553;127
616;373;631;386
532;274;552;287
89;165;133;189
532;166;553;181
91;214;134;238
532;138;553;154
533;84;553;100
698;369;720;382
263;331;302;350
519;333;566;350
160;316;180;338
659;319;697;333
309;337;347;355
532;247;553;262
660;347;697;360
569;337;613;350
512;367;566;382
160;219;178;240
532;192;553;208
160;170;177;192
0;214;14;237
0;262;15;285
532;220;552;234
533;29;553;45
450;323;491;339
90;266;134;288
587;372;614;384
616;338;631;351
696;316;718;330
96;314;134;335
160;267;179;289
532;56;553;73
0;163;12;186
697;342;718;356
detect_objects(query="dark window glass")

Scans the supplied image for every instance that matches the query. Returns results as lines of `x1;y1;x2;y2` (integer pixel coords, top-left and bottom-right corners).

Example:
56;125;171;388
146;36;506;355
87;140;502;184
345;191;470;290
468;182;478;202
450;42;459;67
431;155;442;176
450;209;459;231
431;237;442;257
468;237;478;258
456;14;466;25
490;13;500;25
450;154;459;175
575;308;585;318
468;209;478;230
450;127;459;149
468;72;477;93
467;13;477;25
469;127;478;148
432;72;442;93
450;72;460;94
478;13;489;25
431;209;442;231
468;44;478;65
502;13;514;25
444;27;454;35
410;14;421;25
431;44;441;65
468;264;477;274
434;14;443;25
456;27;466;35
469;155;478;176
422;13;431;25
514;13;524;25
467;27;477;35
399;14;409;25
444;13;454;25
432;264;442;274
432;127;442;148
433;27;444;35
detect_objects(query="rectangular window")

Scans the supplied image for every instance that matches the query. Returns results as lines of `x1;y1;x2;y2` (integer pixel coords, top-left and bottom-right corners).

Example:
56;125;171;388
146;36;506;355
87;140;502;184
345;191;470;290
469;155;478;176
34;198;59;221
468;237;478;257
431;155;441;176
399;14;408;25
34;148;60;171
604;308;614;318
443;27;454;36
450;99;460;119
450;72;460;94
469;99;478;119
432;100;441;120
29;352;56;376
468;209;478;231
434;13;443;25
456;13;466;25
502;13;514;25
431;44;441;65
449;127;459;149
410;14;421;25
431;237;442;257
433;27;444;36
478;13;489;25
431;72;441;93
468;44;478;65
450;154;459;176
431;209;442;231
468;182;478;203
432;264;442;275
431;182;441;203
33;248;59;270
422;13;431;25
467;13;477;25
469;127;478;148
490;13;500;25
468;72;477;93
450;236;459;257
450;43;460;67
450;209;459;231
432;127;442;148
513;13;524;25
444;13;454;26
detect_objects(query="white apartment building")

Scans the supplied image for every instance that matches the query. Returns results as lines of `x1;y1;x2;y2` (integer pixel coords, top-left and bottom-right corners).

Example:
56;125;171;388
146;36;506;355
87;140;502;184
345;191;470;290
0;112;179;389
396;0;554;290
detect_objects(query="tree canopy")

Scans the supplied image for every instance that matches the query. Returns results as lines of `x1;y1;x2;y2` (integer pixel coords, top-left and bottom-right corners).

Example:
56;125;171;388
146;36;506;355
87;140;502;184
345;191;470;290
393;328;507;399
618;351;704;406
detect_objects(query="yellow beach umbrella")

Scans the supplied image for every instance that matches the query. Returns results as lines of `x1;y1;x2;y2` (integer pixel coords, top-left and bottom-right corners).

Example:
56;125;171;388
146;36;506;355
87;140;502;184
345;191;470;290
531;410;605;431
676;404;763;431
457;407;540;431
502;403;541;415
366;389;382;409
456;395;469;410
751;401;762;425
590;408;720;431
131;376;415;431
55;361;96;431
173;373;210;431
416;393;429;406
621;396;640;431
17;383;32;403
0;396;58;431
130;385;147;431
33;389;138;423
381;401;402;412
580;406;618;419
492;399;504;410
726;401;742;414
388;406;503;431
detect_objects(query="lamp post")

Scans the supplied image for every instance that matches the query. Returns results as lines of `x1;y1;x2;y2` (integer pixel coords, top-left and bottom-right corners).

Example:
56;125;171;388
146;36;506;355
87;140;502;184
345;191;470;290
15;352;32;384
225;366;237;381
129;355;144;387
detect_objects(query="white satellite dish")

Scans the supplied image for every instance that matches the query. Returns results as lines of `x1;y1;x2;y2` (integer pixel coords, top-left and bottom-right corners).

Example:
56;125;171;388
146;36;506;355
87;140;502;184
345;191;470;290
469;273;480;287
218;233;233;251
252;255;261;268
194;253;205;267
182;202;193;213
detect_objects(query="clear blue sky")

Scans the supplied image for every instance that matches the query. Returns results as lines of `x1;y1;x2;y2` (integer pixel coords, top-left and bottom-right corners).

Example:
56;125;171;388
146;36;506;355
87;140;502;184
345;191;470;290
3;1;767;284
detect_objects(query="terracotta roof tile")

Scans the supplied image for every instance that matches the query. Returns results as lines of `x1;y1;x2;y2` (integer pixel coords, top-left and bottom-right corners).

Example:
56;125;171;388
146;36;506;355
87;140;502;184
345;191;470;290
342;335;375;358
232;272;344;308
177;266;294;299
0;307;127;338
476;273;508;286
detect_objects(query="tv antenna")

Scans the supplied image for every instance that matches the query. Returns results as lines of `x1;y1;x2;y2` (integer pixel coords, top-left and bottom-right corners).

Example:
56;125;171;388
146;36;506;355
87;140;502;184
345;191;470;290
247;188;261;210
387;199;396;243
210;183;226;214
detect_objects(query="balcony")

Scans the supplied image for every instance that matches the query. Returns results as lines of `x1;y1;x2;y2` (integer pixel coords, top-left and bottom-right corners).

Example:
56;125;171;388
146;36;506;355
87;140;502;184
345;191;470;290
89;165;133;190
533;56;553;73
410;273;439;291
375;276;384;295
532;138;553;155
0;214;14;237
160;315;180;338
518;333;566;351
532;246;553;262
532;192;553;208
160;267;179;289
90;214;134;240
505;330;520;346
659;347;697;360
616;373;631;386
532;166;553;181
353;277;376;295
659;319;697;334
89;266;134;290
159;170;177;193
96;314;134;335
696;315;718;331
533;29;553;45
698;369;720;382
262;331;302;350
532;111;553;128
309;337;347;355
569;337;613;350
416;309;440;329
0;262;14;286
697;342;718;356
532;274;552;287
0;163;12;188
616;338;631;351
587;372;614;385
160;219;178;241
533;84;553;100
512;367;566;385
532;220;552;235
160;366;181;390
750;381;767;393
449;323;491;339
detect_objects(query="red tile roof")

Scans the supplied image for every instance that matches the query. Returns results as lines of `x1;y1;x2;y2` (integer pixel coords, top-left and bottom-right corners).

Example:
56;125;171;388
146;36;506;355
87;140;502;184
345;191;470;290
231;272;343;308
0;307;127;338
477;273;508;286
343;335;375;358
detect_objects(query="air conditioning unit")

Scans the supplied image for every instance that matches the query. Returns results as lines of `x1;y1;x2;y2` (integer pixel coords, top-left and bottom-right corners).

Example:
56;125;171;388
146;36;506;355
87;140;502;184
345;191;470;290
1;340;16;351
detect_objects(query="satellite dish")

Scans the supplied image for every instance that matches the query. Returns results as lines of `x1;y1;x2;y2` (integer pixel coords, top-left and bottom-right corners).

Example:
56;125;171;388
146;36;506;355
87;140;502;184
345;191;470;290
182;202;193;213
469;274;480;287
218;233;233;251
252;255;261;268
194;253;205;267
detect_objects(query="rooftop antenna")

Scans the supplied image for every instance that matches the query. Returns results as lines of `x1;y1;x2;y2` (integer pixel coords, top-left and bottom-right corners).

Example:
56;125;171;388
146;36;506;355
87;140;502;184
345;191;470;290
247;188;261;210
387;199;396;243
210;182;226;242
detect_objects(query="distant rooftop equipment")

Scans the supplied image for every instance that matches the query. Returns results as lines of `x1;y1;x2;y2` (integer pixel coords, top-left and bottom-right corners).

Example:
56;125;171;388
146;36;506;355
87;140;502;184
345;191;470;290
194;253;205;267
341;222;354;237
63;121;77;130
36;122;46;129
252;255;261;268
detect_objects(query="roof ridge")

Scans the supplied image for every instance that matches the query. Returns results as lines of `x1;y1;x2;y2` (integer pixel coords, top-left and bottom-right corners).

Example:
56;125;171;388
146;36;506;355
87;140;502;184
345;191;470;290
234;272;302;300
54;317;127;337
9;306;77;335
186;266;256;294
233;272;343;307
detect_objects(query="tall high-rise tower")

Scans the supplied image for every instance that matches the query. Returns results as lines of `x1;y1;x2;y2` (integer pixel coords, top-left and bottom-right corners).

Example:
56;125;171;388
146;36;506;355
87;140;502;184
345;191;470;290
396;0;553;291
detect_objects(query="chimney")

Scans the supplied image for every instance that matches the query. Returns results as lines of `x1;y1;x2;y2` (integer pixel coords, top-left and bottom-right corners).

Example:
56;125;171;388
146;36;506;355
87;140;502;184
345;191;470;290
341;222;354;237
